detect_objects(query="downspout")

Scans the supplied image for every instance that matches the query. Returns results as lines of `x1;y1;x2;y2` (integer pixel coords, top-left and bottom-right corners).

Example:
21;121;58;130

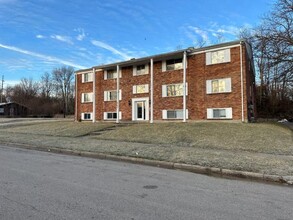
240;42;244;122
150;58;154;123
183;51;187;122
75;74;77;121
92;68;96;123
116;65;120;124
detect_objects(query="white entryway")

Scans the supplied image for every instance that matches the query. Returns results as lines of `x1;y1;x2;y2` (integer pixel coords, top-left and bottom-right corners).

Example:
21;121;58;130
132;97;149;121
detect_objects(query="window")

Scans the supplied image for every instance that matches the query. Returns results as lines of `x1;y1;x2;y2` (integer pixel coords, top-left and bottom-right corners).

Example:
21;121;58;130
133;84;149;94
206;49;231;65
106;69;117;79
206;78;231;94
81;93;93;103
207;108;232;119
162;83;188;97
81;112;92;120
103;112;122;120
162;109;188;119
104;90;122;101
104;69;122;79
166;58;183;71
82;72;93;83
133;64;148;76
0;108;4;113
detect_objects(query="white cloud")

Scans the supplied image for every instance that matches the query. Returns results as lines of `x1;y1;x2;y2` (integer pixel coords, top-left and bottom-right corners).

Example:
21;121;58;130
190;26;209;42
0;43;86;69
50;35;73;45
36;34;45;39
91;40;131;60
75;28;86;41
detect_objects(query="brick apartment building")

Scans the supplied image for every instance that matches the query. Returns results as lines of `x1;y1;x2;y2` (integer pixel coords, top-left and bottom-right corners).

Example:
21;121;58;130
75;40;256;123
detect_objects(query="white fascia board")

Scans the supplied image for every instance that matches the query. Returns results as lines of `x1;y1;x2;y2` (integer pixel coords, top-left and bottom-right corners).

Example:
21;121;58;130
190;44;241;55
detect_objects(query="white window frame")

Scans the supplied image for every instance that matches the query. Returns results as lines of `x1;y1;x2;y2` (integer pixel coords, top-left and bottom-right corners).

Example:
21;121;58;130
162;58;184;72
82;72;93;83
81;92;93;103
207;108;232;119
162;83;188;97
206;78;231;94
103;111;122;120
81;112;92;120
104;69;122;80
133;84;149;94
133;64;149;76
206;49;231;65
104;90;122;101
162;109;189;119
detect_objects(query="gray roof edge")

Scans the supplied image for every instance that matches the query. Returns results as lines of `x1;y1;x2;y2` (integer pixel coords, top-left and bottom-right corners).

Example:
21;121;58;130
75;39;245;73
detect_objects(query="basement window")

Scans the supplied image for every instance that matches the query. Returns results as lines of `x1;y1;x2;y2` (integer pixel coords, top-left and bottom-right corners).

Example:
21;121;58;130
207;108;232;119
81;112;92;120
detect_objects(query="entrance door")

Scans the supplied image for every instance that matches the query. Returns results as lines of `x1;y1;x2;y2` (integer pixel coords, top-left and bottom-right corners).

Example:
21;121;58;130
132;98;149;121
136;101;145;120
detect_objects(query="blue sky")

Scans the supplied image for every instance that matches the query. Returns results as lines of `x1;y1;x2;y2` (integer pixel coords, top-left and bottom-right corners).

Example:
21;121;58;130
0;0;273;86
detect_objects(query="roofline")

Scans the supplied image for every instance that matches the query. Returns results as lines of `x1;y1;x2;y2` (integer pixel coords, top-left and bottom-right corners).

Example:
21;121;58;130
75;40;245;73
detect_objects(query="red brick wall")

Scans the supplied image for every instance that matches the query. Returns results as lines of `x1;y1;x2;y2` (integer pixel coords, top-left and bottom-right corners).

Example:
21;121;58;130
76;43;254;122
76;74;93;121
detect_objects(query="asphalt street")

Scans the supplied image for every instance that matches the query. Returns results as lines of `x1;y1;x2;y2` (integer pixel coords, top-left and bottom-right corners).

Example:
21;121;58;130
0;145;292;220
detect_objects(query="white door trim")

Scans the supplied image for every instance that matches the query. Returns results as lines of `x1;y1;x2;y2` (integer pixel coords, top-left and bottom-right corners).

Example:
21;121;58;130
132;97;149;121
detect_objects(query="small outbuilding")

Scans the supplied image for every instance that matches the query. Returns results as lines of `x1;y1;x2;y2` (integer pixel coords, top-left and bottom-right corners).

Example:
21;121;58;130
0;102;28;117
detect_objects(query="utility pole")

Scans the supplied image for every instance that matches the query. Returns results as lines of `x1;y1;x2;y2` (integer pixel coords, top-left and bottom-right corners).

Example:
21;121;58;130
1;75;4;103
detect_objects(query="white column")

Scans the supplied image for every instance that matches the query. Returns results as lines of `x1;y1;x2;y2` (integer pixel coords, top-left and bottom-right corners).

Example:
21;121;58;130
75;74;78;122
150;58;154;123
240;43;244;122
116;65;120;124
183;51;187;122
92;68;96;123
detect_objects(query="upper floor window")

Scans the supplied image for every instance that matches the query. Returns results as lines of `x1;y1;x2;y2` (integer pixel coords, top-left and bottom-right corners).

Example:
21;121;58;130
162;58;184;72
206;78;231;94
81;93;93;103
106;69;117;79
133;64;149;76
206;49;231;65
133;84;149;94
104;69;122;80
104;90;122;101
166;58;183;71
162;83;188;97
82;72;93;83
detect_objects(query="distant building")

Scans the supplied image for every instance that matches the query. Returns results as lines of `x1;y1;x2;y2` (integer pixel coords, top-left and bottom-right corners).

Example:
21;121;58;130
75;40;256;123
0;102;28;117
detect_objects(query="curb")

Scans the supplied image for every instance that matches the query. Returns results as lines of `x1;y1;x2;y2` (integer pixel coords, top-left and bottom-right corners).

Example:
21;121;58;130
2;143;293;186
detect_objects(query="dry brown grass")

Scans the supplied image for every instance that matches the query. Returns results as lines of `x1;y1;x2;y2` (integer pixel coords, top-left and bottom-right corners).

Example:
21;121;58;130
0;121;114;137
0;120;292;176
94;122;293;155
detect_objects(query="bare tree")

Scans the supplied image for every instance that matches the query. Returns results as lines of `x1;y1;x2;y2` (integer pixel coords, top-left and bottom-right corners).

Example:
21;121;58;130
52;66;75;117
252;0;293;118
40;72;53;99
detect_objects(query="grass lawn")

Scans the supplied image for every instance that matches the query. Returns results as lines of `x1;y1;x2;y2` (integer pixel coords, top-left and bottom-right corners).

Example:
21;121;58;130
94;122;293;155
0;119;292;176
0;121;115;137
